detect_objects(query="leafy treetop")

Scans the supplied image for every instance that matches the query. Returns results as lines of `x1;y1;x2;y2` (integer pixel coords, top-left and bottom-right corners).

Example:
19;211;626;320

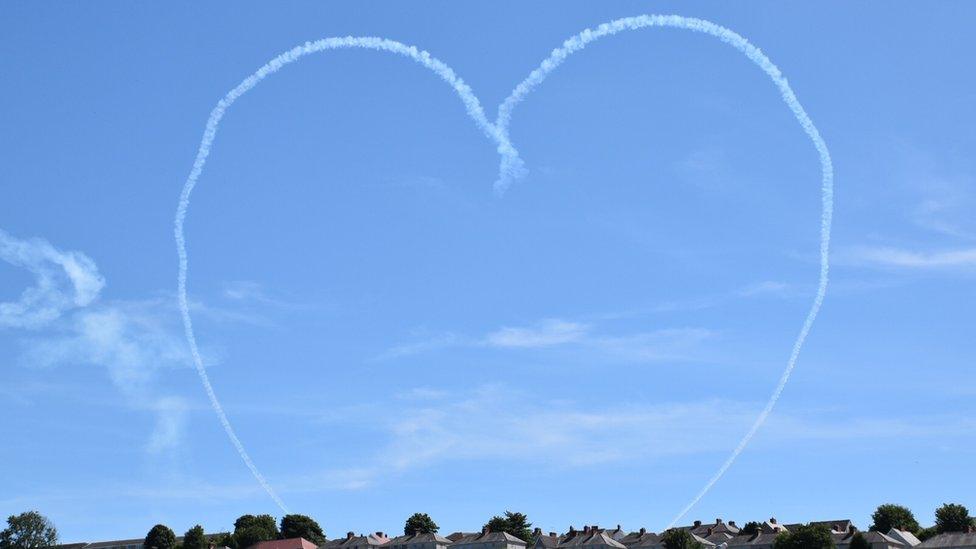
661;529;703;549
871;504;920;533
772;524;835;549
404;514;439;536
280;515;326;545
144;525;177;549
0;511;59;549
483;512;533;543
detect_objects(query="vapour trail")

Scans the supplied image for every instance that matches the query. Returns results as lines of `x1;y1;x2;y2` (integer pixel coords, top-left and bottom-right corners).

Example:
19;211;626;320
494;15;833;528
174;37;513;512
176;17;832;518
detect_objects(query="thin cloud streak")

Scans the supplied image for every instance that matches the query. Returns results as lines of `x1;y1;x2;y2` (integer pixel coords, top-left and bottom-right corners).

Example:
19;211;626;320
378;318;715;363
845;246;976;269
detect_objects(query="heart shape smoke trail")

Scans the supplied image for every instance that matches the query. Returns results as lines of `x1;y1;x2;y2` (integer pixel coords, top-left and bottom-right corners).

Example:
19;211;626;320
175;14;833;526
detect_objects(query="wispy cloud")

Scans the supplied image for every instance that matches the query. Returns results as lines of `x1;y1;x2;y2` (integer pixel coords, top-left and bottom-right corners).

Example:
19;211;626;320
842;246;976;269
378;318;715;363
288;385;976;492
20;299;195;453
484;319;589;348
0;229;105;329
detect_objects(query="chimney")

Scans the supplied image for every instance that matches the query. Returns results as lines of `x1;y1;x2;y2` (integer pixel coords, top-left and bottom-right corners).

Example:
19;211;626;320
729;522;736;528
569;527;576;535
716;519;723;524
549;533;557;539
639;529;646;536
347;533;355;540
534;529;542;538
694;521;702;528
375;533;385;539
583;527;591;534
769;518;777;525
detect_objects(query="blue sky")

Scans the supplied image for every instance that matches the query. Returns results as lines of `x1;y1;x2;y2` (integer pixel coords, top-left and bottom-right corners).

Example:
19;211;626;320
1;0;974;543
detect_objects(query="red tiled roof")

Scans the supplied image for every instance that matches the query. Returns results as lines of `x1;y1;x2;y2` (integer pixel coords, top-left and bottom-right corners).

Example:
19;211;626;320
249;538;319;549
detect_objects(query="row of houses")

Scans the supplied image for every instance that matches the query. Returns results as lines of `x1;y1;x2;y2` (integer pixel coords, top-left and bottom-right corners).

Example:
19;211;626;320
62;518;976;549
282;518;975;549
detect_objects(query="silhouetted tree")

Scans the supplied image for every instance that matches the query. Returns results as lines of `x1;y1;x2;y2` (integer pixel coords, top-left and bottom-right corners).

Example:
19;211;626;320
144;525;177;549
280;515;325;545
773;524;834;549
0;511;59;549
483;512;533;543
182;526;207;549
849;533;870;549
871;504;920;533
917;527;938;542
661;529;703;549
935;504;973;534
234;515;279;549
404;514;439;536
740;523;761;537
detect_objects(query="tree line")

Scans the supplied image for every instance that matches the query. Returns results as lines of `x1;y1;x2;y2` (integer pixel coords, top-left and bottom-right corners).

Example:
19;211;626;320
0;502;971;549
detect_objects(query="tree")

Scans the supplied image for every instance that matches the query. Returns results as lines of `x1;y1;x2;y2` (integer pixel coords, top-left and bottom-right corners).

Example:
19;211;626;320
210;532;237;549
848;533;870;549
773;524;834;549
483;512;533;543
917;527;938;542
183;526;208;549
234;515;279;549
935;504;973;534
404;514;439;536
740;523;761;537
144;525;177;549
871;504;920;533
0;511;59;549
661;529;703;549
280;515;325;545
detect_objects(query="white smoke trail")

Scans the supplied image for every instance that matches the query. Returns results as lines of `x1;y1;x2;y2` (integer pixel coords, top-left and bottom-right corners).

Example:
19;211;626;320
176;17;832;517
495;15;832;528
174;37;513;512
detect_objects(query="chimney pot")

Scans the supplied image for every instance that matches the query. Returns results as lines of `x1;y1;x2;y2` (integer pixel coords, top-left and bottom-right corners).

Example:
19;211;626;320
694;521;702;528
716;519;722;524
729;522;736;528
583;527;590;534
769;518;777;525
549;533;557;539
347;533;355;540
639;529;646;535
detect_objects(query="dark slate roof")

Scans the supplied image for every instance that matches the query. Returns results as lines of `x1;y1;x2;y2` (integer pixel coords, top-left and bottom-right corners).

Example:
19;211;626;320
323;534;391;549
917;533;976;549
784;521;854;534
620;533;660;547
535;535;561;549
451;532;526;547
677;522;740;538
86;540;145;549
727;533;781;548
558;531;626;549
387;533;453;547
